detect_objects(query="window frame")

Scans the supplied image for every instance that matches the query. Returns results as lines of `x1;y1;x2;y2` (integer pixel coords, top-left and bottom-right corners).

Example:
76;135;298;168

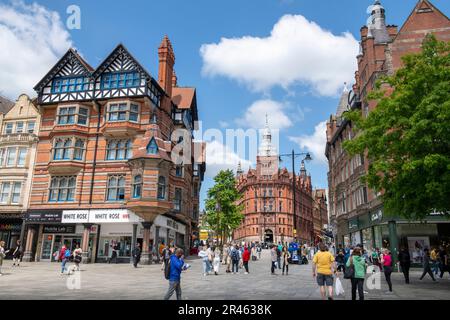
174;188;182;211
52;137;86;161
132;175;143;199
48;176;76;203
106;175;126;202
0;181;22;205
105;139;132;161
56;105;90;126
157;176;166;200
106;102;140;123
100;71;141;90
51;76;90;94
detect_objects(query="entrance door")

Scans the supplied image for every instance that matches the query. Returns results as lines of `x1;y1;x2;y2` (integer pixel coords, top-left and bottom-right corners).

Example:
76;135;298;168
264;229;274;244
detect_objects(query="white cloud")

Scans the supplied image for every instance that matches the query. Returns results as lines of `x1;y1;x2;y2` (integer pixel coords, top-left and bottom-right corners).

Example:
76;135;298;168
235;99;293;130
218;120;229;128
200;14;358;97
205;140;252;178
289;121;328;164
0;0;73;98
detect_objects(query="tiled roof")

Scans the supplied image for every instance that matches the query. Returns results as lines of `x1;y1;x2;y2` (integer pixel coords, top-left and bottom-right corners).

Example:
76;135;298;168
172;87;195;109
0;95;14;114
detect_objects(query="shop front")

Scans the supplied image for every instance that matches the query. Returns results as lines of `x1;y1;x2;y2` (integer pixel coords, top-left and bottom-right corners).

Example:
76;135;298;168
61;209;144;263
340;207;450;266
0;215;23;255
151;214;187;250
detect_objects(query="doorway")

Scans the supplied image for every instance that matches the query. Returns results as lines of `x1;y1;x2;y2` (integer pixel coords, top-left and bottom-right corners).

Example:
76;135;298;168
264;229;274;244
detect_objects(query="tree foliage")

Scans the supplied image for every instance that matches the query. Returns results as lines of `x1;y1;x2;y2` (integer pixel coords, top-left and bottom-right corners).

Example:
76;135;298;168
344;35;450;220
204;169;244;245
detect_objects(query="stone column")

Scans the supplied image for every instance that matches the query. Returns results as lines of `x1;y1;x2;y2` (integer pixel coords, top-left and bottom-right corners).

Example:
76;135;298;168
388;220;399;266
140;222;153;265
22;225;37;262
81;224;93;263
155;226;161;262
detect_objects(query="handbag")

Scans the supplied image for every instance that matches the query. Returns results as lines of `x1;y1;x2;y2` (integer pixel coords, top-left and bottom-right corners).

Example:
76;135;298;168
344;257;355;279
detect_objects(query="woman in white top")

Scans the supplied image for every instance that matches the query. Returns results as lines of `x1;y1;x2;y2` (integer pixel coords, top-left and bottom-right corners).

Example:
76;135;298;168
213;247;221;275
0;241;10;276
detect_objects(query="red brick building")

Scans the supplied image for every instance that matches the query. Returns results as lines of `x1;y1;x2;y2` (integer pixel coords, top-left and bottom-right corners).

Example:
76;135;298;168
23;36;205;263
312;189;328;243
233;119;316;245
326;0;450;258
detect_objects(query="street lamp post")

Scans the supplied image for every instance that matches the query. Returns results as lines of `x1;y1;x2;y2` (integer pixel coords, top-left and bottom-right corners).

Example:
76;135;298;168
279;150;312;244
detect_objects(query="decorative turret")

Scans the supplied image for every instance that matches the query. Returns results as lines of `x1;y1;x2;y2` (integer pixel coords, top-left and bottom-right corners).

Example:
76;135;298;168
236;161;243;177
158;35;175;97
367;0;391;44
258;114;277;156
336;83;350;117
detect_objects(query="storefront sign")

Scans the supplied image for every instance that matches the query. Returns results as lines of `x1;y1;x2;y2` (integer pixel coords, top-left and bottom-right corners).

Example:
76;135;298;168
371;210;383;222
0;224;22;231
167;219;179;230
62;210;89;223
43;225;76;234
25;211;62;222
169;229;176;239
61;209;143;224
348;218;359;231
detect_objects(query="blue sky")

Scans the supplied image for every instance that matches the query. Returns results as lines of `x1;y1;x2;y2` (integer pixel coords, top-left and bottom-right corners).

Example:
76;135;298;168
1;0;449;210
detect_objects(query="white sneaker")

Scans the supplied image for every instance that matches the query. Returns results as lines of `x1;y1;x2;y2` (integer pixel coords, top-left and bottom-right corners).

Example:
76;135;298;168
203;273;207;276
245;272;249;274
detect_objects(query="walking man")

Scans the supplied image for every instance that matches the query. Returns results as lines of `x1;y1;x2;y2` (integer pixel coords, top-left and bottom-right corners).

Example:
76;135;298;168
312;243;336;300
164;248;188;300
132;243;141;268
231;245;240;274
398;247;411;284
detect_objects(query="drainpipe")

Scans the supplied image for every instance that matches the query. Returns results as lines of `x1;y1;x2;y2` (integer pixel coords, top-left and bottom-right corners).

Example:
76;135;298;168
89;99;101;205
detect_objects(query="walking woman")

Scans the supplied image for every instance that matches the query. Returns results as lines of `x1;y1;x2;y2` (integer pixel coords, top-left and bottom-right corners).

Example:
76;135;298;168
420;248;436;282
12;240;23;267
198;246;210;276
0;241;9;276
282;246;290;275
347;248;367;300
213;246;221;275
381;249;393;294
72;244;83;273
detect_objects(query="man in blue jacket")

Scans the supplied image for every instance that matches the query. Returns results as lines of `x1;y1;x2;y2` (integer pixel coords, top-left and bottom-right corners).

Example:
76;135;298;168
164;248;188;300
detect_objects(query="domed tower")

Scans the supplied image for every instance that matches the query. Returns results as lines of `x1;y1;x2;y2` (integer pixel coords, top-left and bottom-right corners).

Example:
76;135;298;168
368;0;392;44
256;115;279;177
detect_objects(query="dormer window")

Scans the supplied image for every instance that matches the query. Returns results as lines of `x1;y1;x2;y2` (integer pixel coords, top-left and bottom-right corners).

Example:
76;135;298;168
101;72;140;89
107;102;139;123
146;138;158;155
52;76;90;93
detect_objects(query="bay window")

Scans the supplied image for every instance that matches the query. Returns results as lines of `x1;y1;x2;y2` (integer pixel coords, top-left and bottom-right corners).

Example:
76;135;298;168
57;106;89;125
106;102;139;122
53;137;86;161
157;176;166;200
174;188;182;211
132;175;142;199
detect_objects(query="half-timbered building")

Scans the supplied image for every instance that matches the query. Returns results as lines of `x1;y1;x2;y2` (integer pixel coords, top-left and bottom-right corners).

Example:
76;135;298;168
23;36;205;263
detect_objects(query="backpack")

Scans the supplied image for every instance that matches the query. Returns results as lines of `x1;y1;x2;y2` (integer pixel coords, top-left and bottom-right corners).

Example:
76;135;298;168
231;249;239;261
164;257;171;280
64;249;71;258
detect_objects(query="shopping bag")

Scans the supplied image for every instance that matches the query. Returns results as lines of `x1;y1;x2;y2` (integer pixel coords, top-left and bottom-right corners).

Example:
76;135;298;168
335;277;345;296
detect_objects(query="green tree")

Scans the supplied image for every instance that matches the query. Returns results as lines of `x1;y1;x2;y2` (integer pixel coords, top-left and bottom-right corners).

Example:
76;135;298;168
204;169;244;245
344;35;450;220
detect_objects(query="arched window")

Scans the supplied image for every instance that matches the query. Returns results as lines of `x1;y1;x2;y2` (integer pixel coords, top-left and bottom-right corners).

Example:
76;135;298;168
157;176;166;200
106;140;132;160
132;175;142;199
53;139;64;160
107;175;126;201
62;139;72;159
73;139;85;160
147;138;158;155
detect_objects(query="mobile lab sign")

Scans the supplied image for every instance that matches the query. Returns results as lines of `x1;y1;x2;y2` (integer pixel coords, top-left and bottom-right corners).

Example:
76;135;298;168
62;209;143;224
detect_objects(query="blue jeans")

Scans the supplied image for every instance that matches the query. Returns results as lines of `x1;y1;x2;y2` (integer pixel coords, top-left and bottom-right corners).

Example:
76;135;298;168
61;258;67;273
164;281;181;300
431;261;439;275
202;259;211;274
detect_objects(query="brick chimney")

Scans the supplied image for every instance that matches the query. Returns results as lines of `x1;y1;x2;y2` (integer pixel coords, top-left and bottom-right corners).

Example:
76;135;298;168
158;35;175;97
